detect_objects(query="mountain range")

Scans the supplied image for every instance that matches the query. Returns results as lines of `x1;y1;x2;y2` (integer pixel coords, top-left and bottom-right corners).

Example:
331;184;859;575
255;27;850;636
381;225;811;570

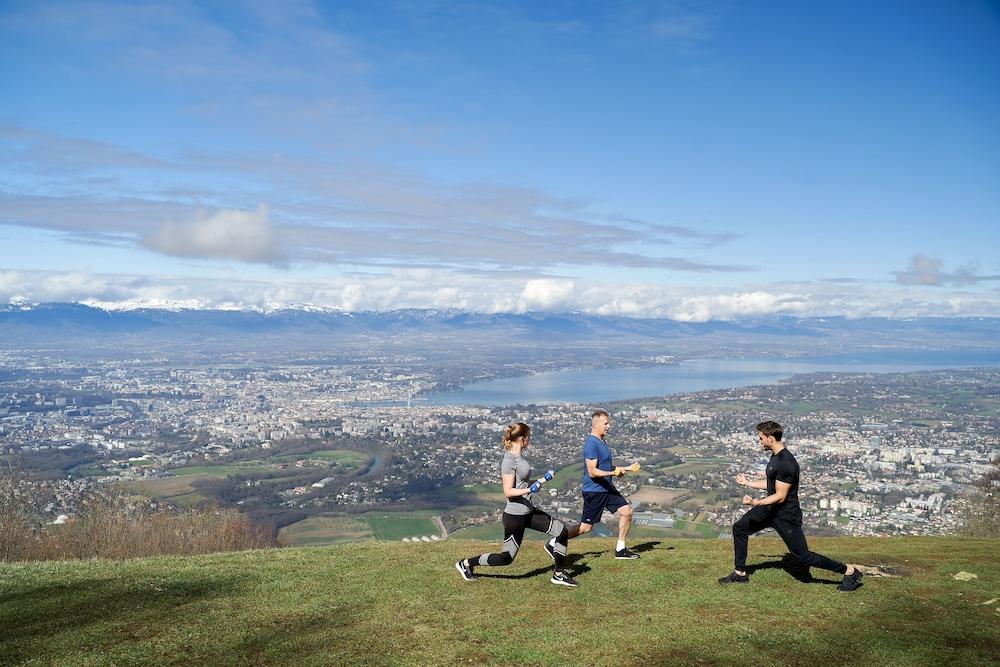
2;302;998;358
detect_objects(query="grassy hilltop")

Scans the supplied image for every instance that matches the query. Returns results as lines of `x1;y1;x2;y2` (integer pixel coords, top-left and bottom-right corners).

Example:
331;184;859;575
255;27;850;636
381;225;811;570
2;537;998;666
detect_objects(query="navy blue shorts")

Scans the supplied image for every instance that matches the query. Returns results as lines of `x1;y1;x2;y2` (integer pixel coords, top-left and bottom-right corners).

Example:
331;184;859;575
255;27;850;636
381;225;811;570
581;491;629;524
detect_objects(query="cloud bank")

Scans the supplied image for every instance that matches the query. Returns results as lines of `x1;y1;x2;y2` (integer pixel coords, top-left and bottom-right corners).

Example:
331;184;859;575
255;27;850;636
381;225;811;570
4;269;1000;321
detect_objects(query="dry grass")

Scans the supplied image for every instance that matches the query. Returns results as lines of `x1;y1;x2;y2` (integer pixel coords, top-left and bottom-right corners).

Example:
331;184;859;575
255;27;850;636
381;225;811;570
0;463;272;562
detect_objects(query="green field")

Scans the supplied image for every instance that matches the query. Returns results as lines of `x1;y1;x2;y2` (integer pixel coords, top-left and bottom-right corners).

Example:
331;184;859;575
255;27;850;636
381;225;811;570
659;461;725;475
664;445;701;456
673;517;720;538
169;463;270;477
674;489;729;513
553;462;584;491
308;450;367;465
974;397;1000;416
366;516;440;541
358;510;442;518
274;450;368;468
448;483;503;505
278;514;441;545
278;516;374;546
135;475;213;503
163;492;205;508
165;451;367;481
2;537;997;665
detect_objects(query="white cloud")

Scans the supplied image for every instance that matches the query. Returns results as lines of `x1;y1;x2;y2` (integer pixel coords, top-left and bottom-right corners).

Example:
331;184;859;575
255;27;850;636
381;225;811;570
4;269;1000;320
671;292;810;323
518;279;575;311
142;204;283;264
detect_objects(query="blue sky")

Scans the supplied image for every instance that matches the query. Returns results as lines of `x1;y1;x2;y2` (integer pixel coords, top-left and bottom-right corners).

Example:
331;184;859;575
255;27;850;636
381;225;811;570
1;1;998;319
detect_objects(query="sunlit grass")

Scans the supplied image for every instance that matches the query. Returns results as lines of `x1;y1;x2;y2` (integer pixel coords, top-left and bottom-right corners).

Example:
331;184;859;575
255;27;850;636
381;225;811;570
2;537;997;666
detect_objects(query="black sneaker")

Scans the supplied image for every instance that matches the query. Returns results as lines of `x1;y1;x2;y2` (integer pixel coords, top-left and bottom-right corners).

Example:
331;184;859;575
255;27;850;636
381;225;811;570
550;570;579;587
718;571;750;584
615;547;640;560
543;539;557;563
838;568;863;592
455;560;476;581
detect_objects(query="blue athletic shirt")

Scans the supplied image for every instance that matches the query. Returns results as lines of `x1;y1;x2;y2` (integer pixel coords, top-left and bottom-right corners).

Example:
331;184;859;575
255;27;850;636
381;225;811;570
581;434;616;493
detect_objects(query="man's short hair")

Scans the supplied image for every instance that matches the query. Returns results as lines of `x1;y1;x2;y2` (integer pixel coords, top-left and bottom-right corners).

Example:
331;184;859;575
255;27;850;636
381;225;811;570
592;410;609;421
756;420;783;441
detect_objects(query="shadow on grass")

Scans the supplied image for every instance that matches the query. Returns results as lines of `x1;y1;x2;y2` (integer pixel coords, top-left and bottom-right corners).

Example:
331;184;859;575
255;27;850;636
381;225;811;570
474;561;593;581
565;540;666;560
0;573;244;662
470;541;667;581
747;553;844;585
215;610;370;667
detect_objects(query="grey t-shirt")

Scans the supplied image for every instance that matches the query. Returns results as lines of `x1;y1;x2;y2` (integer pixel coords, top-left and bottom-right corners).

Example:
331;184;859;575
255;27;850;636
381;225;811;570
501;452;535;515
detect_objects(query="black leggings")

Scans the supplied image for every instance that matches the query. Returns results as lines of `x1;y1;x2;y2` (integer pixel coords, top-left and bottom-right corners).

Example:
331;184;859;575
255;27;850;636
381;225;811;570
466;509;568;571
732;506;847;574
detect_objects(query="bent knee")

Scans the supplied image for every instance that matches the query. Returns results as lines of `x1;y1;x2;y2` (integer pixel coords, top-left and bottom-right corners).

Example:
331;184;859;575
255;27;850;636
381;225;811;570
619;505;634;518
794;551;816;565
578;522;593;533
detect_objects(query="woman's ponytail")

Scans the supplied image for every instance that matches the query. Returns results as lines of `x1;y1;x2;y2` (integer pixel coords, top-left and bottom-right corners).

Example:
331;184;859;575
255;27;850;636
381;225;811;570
502;422;531;450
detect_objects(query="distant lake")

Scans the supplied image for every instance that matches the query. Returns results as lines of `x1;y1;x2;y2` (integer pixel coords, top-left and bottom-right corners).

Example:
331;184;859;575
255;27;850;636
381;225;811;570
419;350;1000;407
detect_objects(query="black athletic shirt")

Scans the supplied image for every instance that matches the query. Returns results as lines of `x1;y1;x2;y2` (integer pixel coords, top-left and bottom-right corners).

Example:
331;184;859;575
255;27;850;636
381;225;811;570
765;447;801;520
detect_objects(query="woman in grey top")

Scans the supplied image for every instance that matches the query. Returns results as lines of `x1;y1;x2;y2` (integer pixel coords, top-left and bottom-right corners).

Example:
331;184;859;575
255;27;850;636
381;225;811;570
455;422;577;587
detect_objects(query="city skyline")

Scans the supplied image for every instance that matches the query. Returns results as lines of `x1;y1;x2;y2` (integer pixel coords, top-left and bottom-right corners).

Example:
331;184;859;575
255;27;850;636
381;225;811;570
2;1;999;320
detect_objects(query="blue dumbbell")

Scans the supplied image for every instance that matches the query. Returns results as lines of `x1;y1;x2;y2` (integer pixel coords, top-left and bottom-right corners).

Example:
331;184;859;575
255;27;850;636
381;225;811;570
529;470;556;493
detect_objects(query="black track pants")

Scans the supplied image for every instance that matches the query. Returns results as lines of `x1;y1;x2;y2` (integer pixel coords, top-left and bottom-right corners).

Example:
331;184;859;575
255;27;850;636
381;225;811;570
732;506;847;574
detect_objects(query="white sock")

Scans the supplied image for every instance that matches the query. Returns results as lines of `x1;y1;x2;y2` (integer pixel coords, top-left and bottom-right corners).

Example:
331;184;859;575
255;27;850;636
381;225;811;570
616;540;626;551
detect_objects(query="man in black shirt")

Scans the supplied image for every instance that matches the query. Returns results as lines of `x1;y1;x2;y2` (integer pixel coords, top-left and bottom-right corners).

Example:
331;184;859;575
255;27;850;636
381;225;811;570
718;421;864;592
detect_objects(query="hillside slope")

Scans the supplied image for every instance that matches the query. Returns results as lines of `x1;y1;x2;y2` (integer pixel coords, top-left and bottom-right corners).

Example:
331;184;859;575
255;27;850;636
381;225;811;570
1;537;998;666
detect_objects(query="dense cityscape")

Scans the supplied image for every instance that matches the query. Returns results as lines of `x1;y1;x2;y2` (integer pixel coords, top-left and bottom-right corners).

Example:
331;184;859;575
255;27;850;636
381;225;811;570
3;345;996;543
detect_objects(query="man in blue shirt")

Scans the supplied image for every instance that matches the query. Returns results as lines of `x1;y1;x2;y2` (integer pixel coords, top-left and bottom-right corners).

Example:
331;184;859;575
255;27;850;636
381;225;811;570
563;410;640;559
